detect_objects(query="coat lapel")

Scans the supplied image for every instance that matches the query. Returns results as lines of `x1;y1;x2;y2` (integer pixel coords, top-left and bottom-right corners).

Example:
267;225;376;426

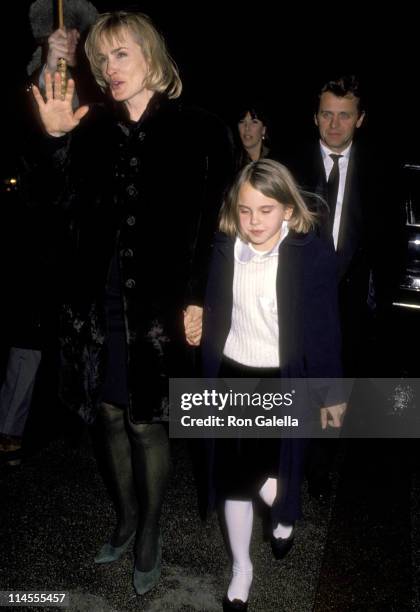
336;145;364;276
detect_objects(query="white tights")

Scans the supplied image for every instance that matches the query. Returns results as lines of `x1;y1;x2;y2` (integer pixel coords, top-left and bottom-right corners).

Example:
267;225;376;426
225;478;293;602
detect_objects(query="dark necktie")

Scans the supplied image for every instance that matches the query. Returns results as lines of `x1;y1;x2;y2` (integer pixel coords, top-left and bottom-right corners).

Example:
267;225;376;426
327;153;342;233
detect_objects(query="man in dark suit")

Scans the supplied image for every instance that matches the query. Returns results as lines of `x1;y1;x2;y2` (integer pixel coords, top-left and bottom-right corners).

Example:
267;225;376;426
289;75;373;376
286;75;401;498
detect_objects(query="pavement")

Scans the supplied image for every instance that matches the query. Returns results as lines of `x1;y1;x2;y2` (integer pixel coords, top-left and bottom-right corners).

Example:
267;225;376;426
1;395;419;612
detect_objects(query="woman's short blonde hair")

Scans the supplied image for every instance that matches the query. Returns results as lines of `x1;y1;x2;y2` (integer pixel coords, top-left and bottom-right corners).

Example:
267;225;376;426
219;159;318;238
85;11;182;98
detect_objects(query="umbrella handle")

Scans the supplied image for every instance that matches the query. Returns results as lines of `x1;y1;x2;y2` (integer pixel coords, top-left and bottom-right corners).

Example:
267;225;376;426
57;0;67;98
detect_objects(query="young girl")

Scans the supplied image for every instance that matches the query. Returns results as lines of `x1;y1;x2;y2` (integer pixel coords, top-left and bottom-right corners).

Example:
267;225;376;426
186;159;345;611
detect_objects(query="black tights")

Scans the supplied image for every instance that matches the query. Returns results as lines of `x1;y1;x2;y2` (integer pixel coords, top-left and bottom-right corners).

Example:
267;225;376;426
95;402;170;571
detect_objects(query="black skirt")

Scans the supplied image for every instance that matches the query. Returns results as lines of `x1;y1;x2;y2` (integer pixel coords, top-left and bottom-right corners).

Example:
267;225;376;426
215;355;282;500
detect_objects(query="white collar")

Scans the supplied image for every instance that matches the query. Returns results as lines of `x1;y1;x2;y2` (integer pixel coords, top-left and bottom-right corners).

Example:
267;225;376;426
234;222;289;264
320;141;352;161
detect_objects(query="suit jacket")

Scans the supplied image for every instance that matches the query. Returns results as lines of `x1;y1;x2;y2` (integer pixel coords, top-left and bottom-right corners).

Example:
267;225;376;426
287;141;371;289
285;140;402;374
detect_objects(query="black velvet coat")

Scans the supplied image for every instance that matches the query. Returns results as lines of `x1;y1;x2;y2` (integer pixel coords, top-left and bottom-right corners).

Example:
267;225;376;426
21;94;232;423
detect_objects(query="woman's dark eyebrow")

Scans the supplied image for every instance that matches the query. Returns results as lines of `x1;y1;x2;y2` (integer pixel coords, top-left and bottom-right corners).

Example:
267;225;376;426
97;46;128;58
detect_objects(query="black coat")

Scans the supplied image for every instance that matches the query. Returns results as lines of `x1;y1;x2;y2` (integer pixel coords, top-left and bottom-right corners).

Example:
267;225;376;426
286;142;372;288
21;94;233;423
285;140;403;374
202;230;342;381
201;230;342;523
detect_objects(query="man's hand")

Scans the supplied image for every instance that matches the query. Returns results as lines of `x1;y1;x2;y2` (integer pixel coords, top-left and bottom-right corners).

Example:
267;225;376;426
184;305;203;346
46;28;80;74
32;71;89;137
320;403;347;430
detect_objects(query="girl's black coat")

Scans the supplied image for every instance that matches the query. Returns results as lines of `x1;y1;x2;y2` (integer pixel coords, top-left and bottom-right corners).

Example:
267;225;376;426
203;230;342;380
201;230;343;523
22;95;232;424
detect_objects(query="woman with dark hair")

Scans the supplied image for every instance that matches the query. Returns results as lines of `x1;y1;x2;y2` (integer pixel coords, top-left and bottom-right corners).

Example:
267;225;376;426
235;106;271;170
27;10;231;597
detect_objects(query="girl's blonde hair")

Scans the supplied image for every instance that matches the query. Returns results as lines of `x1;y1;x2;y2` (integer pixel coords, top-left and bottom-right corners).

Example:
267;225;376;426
85;11;182;98
219;159;317;238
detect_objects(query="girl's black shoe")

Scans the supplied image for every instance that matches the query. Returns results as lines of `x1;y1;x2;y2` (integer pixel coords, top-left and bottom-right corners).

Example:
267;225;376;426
270;525;295;560
222;595;248;611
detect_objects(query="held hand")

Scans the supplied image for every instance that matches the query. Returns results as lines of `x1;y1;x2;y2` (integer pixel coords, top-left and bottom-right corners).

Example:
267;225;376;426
320;403;347;430
46;28;80;73
184;305;203;346
32;72;89;137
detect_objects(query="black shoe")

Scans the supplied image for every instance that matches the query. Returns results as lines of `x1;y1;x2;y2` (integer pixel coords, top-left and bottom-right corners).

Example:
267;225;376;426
270;525;295;560
222;595;248;611
307;475;331;501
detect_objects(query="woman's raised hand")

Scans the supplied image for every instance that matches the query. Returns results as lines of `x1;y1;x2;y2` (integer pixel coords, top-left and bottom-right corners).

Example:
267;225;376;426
32;71;89;137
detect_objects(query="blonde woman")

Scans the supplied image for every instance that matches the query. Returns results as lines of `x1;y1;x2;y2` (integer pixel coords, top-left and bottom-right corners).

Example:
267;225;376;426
29;10;231;596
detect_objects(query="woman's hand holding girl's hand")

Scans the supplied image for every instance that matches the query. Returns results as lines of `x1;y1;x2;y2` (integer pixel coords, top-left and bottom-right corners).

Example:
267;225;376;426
32;72;89;137
320;403;347;430
184;305;203;346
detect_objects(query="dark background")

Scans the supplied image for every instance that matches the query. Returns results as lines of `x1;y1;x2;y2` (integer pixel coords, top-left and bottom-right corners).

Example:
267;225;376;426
3;1;420;171
1;10;420;609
